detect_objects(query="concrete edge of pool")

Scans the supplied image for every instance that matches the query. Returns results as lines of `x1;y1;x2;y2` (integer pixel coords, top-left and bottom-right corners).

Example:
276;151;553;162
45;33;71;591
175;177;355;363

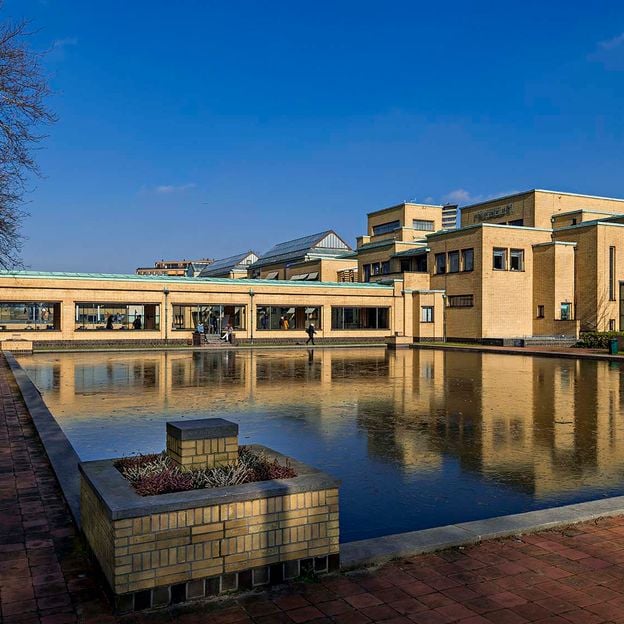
8;351;624;573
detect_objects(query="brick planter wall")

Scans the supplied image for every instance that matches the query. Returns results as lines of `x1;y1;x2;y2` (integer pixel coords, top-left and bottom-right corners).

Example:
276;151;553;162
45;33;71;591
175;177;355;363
79;420;340;612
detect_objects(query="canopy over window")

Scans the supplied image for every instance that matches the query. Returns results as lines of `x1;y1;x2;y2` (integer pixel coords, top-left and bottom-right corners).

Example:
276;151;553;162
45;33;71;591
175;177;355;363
306;272;319;280
264;271;279;280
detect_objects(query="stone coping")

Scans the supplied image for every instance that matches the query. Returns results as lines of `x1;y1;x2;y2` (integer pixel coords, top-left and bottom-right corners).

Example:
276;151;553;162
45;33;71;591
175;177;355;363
79;444;340;521
166;418;238;440
341;494;624;569
4;351;83;525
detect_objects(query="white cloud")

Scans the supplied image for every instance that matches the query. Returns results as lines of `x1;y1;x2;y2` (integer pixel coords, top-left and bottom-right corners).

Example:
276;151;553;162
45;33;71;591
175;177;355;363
599;32;624;50
154;183;196;194
52;37;78;49
443;188;473;204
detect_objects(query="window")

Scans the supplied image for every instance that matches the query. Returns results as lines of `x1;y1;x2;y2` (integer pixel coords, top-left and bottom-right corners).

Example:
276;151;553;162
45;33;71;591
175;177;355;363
493;248;506;270
372;220;401;236
381;261;390;274
172;304;246;332
75;304;160;330
363;264;371;282
447;295;474;308
508;219;524;226
400;259;410;273
571;218;577;225
331;307;390;330
609;319;616;331
560;302;571;321
537;305;544;318
0;302;60;331
462;248;474;272
256;306;321;330
435;253;446;274
448;251;460;273
510;249;524;271
610;246;616;301
412;219;435;231
421;306;434;323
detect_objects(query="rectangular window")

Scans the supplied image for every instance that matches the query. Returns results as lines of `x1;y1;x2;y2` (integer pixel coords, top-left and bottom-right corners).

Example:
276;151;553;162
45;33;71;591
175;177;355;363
435;253;446;274
372;220;401;236
447;295;474;308
75;303;160;330
448;251;460;273
560;302;571;321
172;304;246;332
363;264;371;282
331;307;390;330
510;249;524;271
421;306;434;323
381;261;390;274
537;305;544;318
412;219;435;231
0;302;60;331
400;259;410;272
256;306;321;331
508;219;524;226
462;248;474;272
609;319;616;331
610;246;616;301
493;248;506;270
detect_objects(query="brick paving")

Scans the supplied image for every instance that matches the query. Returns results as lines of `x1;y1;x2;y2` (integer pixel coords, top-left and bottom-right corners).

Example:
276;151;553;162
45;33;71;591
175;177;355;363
3;354;624;624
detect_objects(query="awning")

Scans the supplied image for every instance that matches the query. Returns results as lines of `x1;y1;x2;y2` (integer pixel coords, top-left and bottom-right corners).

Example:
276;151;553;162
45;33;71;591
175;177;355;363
306;272;319;280
264;271;279;280
290;273;308;280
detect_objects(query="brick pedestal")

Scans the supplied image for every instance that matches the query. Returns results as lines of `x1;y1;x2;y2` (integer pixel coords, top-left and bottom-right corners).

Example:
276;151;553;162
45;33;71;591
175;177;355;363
166;418;239;469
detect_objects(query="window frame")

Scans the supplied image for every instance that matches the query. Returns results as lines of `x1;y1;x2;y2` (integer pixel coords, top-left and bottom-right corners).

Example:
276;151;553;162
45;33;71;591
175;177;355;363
420;306;434;323
509;248;524;272
447;295;474;308
493;248;507;270
435;253;446;274
461;248;474;272
448;251;460;273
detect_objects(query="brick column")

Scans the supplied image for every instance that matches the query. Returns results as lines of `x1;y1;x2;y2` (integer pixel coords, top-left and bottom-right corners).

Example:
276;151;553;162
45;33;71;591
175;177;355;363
166;418;239;470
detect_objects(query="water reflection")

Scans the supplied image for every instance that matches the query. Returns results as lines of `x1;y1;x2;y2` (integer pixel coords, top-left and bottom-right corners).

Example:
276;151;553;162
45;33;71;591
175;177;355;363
19;348;624;542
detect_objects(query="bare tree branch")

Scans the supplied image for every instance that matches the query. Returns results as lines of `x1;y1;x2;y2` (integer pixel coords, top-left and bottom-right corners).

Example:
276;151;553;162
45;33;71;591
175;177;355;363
0;6;56;269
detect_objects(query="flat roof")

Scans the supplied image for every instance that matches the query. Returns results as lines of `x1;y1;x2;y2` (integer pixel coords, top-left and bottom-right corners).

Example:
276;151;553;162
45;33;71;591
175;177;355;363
367;201;444;217
0;270;392;290
426;222;552;240
461;189;624;211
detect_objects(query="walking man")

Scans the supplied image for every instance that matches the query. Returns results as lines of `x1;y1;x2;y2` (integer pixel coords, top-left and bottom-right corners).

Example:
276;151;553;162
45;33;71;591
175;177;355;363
306;323;316;345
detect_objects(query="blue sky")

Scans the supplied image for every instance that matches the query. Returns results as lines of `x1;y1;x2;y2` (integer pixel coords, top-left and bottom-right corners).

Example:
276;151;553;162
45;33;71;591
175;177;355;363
8;1;624;272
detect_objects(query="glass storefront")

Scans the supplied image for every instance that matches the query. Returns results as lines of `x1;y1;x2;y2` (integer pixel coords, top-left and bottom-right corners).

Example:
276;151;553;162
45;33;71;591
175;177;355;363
331;307;390;330
0;302;60;331
256;306;321;330
172;304;246;333
75;304;160;330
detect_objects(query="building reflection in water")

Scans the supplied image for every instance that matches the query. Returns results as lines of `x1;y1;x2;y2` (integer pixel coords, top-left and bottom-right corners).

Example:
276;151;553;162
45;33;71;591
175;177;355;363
20;349;624;542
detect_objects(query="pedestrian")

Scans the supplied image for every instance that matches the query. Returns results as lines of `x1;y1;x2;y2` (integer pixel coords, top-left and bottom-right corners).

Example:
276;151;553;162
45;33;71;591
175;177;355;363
279;316;285;329
106;314;114;330
306;323;316;345
132;315;142;330
283;316;289;330
196;321;204;335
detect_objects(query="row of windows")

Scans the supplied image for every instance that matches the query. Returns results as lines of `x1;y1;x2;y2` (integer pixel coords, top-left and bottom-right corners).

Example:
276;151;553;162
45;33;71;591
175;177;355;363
0;302;390;332
372;219;435;236
536;303;572;320
363;261;390;281
493;248;524;271
435;249;474;274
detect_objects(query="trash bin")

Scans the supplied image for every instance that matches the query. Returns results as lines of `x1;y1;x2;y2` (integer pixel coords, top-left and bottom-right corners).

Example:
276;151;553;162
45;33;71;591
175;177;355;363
192;331;202;346
609;338;619;355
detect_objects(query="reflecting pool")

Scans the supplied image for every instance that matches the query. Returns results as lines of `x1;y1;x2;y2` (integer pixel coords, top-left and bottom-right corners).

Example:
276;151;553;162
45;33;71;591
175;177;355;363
18;348;624;542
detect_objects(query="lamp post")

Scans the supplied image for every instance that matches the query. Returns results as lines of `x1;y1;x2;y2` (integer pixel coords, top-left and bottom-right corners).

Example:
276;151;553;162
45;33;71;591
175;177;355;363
249;289;254;344
163;287;170;346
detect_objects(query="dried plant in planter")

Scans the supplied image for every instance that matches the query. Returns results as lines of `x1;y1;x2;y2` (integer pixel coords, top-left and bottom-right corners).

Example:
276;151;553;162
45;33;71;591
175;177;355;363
114;447;297;496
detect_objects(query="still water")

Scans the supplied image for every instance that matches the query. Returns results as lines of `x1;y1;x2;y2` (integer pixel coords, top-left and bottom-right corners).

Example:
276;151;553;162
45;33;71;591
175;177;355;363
18;348;624;542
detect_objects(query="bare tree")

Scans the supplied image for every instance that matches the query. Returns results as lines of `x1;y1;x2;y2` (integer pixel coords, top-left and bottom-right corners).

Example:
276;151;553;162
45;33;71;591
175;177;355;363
0;11;55;268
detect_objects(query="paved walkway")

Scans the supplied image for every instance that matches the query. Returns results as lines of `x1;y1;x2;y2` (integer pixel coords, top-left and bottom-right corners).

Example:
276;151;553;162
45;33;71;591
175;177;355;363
3;355;624;624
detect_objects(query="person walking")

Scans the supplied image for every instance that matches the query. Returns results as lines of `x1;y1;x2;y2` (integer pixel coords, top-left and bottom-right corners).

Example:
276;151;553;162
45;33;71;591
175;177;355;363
106;314;114;330
306;323;316;345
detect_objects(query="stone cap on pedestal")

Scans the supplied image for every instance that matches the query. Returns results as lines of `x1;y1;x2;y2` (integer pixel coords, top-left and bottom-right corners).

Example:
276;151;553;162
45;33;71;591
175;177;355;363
166;418;239;441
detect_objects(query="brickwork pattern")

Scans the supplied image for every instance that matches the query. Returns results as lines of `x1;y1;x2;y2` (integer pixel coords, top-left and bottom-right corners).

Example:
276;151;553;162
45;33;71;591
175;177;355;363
81;478;340;595
166;433;238;469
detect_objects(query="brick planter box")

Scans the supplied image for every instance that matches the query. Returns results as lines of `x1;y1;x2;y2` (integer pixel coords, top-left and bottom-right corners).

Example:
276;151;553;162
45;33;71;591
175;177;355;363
79;419;340;611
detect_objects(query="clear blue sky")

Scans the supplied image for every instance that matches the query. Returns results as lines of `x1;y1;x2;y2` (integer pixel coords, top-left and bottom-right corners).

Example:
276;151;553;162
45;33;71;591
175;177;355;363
9;1;624;273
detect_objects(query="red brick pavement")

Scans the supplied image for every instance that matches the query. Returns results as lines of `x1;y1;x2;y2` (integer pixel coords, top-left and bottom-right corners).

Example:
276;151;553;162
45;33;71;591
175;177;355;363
3;353;624;623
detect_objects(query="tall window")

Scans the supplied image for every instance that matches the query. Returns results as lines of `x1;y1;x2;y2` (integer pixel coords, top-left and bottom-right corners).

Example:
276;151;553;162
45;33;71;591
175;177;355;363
435;253;446;274
331;307;390;329
537;305;544;318
493;248;506;270
0;302;60;331
172;304;246;332
448;251;460;273
610;246;616;301
412;219;435;231
256;306;321;330
421;306;434;323
447;295;473;308
560;302;571;321
510;249;524;271
75;304;160;330
462;248;474;271
372;220;401;236
363;264;371;282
